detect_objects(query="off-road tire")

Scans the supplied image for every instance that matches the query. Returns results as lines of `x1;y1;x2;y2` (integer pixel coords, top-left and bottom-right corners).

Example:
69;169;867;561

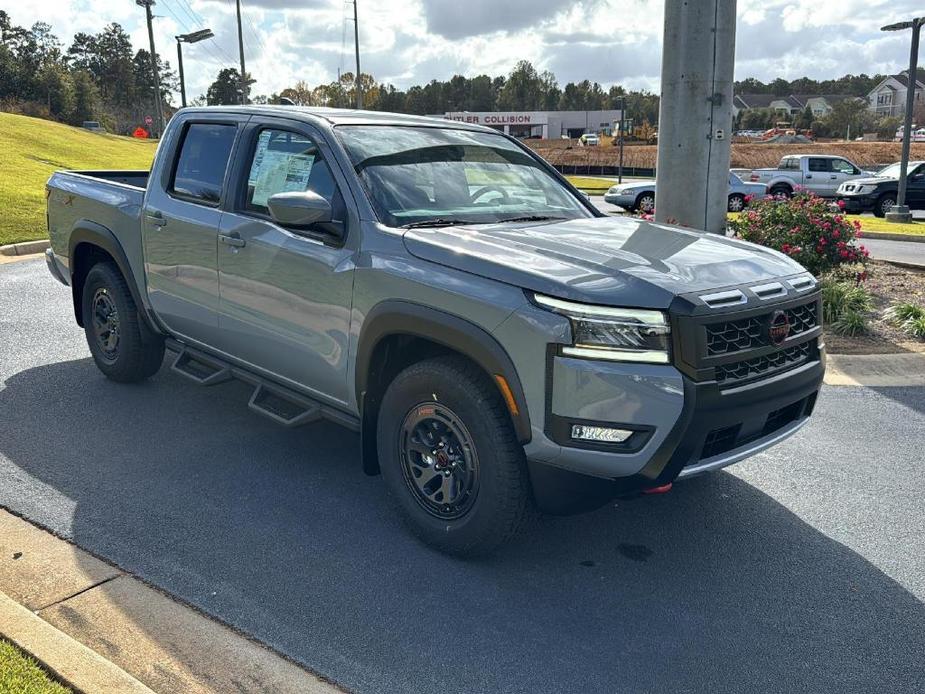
82;262;164;382
377;355;535;557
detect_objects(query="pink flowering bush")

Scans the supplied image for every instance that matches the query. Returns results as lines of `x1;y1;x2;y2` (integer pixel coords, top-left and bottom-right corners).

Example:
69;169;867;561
729;192;869;277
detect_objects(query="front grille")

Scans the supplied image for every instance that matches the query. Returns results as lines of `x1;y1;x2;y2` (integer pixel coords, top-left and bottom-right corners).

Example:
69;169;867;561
706;302;818;356
715;341;813;384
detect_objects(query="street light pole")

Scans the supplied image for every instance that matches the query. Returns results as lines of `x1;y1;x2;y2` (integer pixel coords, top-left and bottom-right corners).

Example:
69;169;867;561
235;0;247;104
175;30;213;109
136;0;165;137
353;0;363;109
176;39;186;108
882;17;924;223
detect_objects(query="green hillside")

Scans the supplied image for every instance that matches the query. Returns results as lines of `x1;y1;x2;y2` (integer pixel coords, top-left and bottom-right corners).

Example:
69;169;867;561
0;113;157;246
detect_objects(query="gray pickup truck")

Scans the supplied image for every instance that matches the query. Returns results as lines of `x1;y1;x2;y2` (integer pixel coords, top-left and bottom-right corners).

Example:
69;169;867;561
45;106;825;556
749;154;871;198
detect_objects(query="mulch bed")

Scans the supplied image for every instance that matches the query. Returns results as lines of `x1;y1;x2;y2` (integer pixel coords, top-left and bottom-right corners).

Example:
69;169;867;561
824;260;925;354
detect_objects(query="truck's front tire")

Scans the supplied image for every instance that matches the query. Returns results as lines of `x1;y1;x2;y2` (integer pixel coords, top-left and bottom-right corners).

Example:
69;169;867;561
82;262;164;383
376;356;535;557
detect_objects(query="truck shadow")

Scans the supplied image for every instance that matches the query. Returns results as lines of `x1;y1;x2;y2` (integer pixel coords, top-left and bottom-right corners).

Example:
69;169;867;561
1;358;923;694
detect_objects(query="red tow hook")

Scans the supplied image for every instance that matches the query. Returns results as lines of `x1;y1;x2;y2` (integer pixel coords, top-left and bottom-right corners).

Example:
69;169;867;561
643;483;673;495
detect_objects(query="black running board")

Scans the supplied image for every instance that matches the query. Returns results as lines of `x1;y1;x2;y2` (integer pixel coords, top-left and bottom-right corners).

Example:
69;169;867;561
165;339;359;431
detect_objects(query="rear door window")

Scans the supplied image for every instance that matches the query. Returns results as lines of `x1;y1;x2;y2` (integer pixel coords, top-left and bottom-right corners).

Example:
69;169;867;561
807;158;829;172
171;123;237;204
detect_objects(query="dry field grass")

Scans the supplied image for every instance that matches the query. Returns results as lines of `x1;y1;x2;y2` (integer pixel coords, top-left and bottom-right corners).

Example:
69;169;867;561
528;140;925;171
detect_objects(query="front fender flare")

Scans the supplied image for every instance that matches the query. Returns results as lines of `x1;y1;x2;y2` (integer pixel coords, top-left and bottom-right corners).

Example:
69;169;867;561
355;301;532;444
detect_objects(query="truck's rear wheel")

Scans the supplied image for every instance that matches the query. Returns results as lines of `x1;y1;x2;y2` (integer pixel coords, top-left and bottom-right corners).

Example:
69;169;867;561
82;262;164;382
769;184;792;198
376;356;534;557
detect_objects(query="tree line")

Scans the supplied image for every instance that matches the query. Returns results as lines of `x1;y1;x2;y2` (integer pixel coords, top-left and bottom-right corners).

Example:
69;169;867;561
0;12;177;134
0;12;908;139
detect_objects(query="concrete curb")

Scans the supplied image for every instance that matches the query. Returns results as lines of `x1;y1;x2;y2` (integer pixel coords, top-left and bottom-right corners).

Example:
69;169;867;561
0;239;50;256
0;508;344;694
824;352;925;386
0;590;154;694
860;231;925;243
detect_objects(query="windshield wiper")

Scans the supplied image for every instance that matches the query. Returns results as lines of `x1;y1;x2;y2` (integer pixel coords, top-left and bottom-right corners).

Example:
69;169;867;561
400;218;482;229
496;215;567;223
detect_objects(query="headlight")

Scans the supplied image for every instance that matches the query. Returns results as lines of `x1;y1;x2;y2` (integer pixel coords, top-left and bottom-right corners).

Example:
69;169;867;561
607;186;619;194
856;184;878;194
534;294;671;363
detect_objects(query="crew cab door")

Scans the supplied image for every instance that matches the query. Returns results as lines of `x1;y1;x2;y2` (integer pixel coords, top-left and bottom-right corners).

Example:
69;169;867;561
906;164;925;208
214;118;356;405
804;157;831;195
143;115;248;341
827;158;859;197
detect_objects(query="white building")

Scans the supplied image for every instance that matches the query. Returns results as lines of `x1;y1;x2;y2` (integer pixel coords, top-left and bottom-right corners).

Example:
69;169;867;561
442;110;622;139
867;70;925;118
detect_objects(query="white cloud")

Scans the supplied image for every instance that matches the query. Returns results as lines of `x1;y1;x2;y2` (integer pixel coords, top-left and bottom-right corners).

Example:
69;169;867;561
3;0;923;101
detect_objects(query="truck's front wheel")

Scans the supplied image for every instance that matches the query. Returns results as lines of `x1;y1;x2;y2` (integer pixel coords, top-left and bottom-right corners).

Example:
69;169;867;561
376;356;535;556
82;262;164;382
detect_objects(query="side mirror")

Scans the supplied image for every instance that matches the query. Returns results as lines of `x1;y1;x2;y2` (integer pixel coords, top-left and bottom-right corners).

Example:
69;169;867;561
267;191;332;228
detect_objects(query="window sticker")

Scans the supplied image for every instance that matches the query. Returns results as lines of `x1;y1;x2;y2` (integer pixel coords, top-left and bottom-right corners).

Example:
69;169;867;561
249;133;316;207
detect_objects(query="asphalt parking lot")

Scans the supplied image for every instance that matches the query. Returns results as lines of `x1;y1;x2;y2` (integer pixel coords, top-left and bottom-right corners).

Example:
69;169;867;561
1;258;924;694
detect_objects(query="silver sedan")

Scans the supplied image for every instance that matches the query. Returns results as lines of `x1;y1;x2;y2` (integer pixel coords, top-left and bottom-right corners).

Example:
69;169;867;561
604;172;767;213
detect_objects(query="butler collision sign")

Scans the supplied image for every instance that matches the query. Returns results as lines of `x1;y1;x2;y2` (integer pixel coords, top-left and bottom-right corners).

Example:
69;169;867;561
443;109;621;139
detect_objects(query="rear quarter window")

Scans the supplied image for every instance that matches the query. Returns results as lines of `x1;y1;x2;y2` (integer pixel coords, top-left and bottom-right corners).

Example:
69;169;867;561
170;123;237;204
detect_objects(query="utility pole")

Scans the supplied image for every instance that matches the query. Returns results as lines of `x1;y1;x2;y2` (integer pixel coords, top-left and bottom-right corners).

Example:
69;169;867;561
137;0;165;137
353;0;363;109
655;0;737;233
882;16;924;223
235;0;247;104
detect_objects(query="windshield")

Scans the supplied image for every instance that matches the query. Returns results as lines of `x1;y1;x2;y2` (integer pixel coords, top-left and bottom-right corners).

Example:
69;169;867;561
335;125;594;228
875;162;924;179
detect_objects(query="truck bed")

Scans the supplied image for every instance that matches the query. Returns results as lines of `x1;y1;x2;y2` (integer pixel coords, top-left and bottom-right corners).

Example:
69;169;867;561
45;170;149;290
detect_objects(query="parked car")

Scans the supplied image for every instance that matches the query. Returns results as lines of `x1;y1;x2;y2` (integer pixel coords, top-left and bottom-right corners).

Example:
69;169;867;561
894;126;925;142
749;155;872;198
578;132;600;146
45;106;824;556
603;172;766;212
836;160;925;216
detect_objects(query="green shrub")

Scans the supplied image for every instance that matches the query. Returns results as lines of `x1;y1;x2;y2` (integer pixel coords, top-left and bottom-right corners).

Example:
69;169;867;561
830;310;869;336
885;302;925;325
729;191;869;276
821;280;873;323
905;316;925;340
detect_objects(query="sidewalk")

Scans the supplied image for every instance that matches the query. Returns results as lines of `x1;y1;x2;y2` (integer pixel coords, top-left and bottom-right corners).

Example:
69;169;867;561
0;509;343;694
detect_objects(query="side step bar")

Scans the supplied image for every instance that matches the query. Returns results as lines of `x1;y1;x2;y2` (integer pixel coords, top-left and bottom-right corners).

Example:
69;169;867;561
165;339;359;431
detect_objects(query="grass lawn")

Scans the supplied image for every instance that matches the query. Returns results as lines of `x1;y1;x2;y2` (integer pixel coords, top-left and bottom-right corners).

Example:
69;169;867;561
565;175;617;193
0;112;156;246
0;640;71;693
850;215;925;236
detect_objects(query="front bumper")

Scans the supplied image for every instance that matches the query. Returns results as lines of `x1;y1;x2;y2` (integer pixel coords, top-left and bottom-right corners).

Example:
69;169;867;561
836;195;877;214
521;285;825;510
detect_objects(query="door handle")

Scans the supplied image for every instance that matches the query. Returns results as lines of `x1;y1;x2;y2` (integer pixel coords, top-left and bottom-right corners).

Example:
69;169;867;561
145;212;167;227
219;233;246;248
830;175;837;179
805;175;813;179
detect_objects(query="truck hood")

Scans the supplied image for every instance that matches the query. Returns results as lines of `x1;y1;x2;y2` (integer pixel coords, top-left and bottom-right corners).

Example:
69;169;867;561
402;216;804;308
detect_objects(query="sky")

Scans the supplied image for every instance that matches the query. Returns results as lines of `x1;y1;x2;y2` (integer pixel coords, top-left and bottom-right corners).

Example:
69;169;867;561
3;0;924;103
